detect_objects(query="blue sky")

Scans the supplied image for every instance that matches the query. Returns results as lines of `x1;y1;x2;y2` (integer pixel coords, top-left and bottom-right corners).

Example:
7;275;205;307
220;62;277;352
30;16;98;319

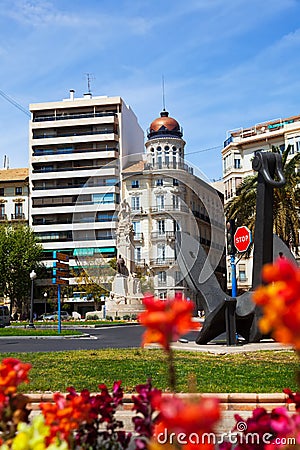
1;0;300;180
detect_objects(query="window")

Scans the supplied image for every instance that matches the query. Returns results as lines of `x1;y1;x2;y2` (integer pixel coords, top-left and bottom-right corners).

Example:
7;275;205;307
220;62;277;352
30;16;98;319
234;157;241;169
14;203;23;219
238;264;246;281
96;230;115;240
156;195;165;211
97;212;116;222
175;271;182;283
92;193;114;204
0;188;4;196
156;179;163;186
131;196;140;211
157;244;166;261
131;180;139;188
173;179;179;186
134;247;141;262
159;292;167;299
172;195;179;209
158;271;166;285
0;204;5;218
157;219;165;235
133;221;141;234
15;187;22;195
157;154;162;169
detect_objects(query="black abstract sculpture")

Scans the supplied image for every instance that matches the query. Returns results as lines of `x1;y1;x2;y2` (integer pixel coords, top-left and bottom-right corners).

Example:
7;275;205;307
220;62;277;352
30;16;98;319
177;151;295;344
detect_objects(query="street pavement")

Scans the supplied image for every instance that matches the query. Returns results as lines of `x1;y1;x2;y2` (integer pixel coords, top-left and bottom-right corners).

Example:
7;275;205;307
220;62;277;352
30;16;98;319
0;325;292;353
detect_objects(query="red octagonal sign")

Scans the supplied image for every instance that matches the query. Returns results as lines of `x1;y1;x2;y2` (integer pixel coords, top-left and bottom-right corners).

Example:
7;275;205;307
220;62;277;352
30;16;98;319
234;226;252;253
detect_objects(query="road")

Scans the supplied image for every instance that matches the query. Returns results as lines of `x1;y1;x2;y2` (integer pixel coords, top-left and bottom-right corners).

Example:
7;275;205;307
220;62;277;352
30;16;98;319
0;325;144;353
0;326;200;353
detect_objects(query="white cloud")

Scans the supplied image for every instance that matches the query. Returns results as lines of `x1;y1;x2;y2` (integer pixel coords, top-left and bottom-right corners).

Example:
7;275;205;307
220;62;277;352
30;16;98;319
1;0;81;27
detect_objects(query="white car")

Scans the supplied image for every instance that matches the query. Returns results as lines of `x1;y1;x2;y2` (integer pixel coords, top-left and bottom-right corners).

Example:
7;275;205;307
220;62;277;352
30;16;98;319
40;311;71;321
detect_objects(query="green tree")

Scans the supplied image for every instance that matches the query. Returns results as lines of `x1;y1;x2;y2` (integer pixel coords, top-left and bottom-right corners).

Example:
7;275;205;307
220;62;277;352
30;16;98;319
225;145;300;252
0;224;43;314
74;256;115;309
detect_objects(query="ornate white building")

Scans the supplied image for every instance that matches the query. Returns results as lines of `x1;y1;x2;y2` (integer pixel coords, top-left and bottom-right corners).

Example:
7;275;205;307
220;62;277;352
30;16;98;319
122;110;226;304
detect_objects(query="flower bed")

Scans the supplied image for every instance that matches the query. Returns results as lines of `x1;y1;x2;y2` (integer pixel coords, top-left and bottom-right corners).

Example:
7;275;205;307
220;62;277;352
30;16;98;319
0;258;300;449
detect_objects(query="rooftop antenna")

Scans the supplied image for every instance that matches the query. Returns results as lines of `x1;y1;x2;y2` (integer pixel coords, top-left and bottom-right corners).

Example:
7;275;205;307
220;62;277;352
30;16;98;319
162;75;166;111
85;73;95;94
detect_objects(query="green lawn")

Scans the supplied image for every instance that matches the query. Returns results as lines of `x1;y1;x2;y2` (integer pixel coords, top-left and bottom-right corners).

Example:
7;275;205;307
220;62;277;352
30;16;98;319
0;328;82;336
0;349;298;394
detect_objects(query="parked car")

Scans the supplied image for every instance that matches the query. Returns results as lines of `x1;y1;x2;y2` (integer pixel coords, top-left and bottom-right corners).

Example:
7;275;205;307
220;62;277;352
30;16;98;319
39;311;71;321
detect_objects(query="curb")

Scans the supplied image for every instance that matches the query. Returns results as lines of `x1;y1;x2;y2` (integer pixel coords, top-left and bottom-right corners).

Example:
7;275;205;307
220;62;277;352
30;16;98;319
26;392;295;412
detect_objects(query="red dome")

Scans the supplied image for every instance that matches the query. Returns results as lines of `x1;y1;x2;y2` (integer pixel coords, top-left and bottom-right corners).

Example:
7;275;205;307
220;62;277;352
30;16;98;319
147;110;183;139
150;115;180;132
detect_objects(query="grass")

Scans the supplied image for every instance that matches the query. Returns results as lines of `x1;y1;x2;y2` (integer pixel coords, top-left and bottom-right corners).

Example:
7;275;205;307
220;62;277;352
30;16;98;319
9;320;133;327
1;349;298;394
0;328;82;336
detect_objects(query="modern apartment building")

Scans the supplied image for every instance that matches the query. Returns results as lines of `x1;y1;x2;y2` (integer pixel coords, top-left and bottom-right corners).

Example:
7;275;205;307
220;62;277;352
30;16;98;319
122;110;226;304
222;113;300;290
29;91;144;290
0;168;29;224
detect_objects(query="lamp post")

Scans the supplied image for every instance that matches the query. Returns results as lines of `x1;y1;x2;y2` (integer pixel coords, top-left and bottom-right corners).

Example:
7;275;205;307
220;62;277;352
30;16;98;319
44;292;47;314
28;270;36;328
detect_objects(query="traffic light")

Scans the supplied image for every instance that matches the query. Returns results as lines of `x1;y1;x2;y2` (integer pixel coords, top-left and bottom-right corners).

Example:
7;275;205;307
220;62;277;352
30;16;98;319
226;219;236;255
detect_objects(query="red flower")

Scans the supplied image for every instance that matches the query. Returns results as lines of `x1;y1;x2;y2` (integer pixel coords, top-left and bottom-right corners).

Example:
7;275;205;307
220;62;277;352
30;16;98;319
139;293;199;351
0;358;31;394
150;394;220;449
253;258;300;349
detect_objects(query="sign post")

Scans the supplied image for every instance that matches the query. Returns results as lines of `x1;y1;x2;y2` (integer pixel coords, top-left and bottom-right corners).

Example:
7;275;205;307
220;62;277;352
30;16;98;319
52;251;69;334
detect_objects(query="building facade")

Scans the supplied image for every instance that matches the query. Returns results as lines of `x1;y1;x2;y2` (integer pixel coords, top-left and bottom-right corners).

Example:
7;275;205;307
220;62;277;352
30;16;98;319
0;168;29;224
123;110;226;304
222;113;300;290
29;91;144;312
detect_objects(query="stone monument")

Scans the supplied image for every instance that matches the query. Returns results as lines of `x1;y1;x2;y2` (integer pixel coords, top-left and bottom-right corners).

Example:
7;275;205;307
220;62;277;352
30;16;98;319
108;199;143;317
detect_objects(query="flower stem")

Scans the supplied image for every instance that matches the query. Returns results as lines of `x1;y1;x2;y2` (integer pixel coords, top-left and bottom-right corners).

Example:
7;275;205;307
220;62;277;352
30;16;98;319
167;348;176;392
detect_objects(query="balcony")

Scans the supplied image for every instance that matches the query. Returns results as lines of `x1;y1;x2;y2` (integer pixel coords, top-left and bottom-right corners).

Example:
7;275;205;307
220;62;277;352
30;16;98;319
192;210;210;223
149;258;176;267
144;161;193;175
151;231;175;240
33;129;117;140
33;146;118;157
11;213;26;220
33;111;117;122
0;214;7;221
157;280;167;287
130;207;147;215
133;233;144;242
134;259;146;267
150;204;189;214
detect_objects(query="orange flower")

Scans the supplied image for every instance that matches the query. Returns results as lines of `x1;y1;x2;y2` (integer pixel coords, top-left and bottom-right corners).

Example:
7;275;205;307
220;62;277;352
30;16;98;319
0;358;31;394
138;293;199;351
40;391;92;443
253;258;300;349
151;393;220;449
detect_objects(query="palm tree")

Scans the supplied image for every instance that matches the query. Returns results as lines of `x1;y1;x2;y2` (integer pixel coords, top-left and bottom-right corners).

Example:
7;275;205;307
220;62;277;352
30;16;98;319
225;145;300;253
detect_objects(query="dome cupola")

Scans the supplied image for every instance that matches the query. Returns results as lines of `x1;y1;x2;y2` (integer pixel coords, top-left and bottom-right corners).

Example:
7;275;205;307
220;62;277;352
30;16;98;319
147;110;183;139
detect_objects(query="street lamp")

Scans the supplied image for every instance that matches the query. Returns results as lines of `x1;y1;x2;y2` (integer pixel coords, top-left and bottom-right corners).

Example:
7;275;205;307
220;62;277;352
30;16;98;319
28;270;37;328
44;292;47;314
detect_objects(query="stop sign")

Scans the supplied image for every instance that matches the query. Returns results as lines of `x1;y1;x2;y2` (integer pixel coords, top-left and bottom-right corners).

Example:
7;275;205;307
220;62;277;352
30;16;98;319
234;226;252;252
